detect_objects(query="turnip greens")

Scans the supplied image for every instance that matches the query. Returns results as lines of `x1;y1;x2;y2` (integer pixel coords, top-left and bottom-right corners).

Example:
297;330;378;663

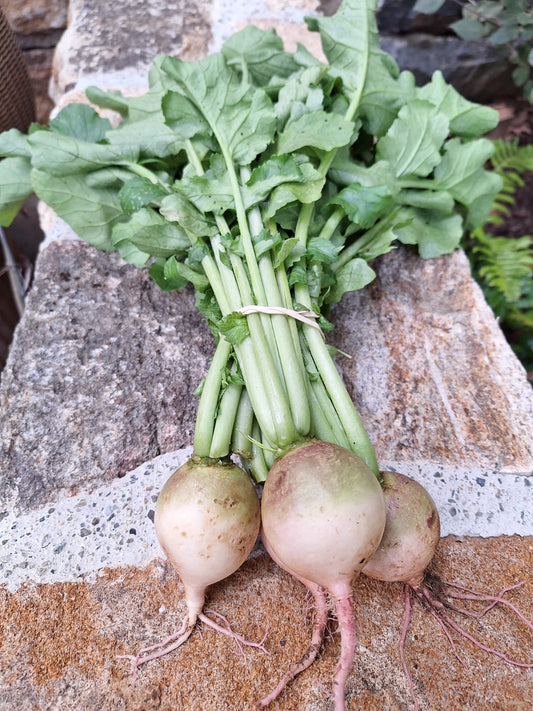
0;0;500;481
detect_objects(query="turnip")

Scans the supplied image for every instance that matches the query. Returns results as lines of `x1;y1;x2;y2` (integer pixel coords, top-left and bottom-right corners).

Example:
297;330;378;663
259;440;386;711
362;470;533;710
118;458;263;674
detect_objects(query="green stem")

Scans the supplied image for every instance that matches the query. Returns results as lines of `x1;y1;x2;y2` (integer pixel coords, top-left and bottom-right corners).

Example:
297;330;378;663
188;138;297;451
303;322;378;475
317;206;345;243
232;388;254;459
333;208;402;272
209;380;243;459
193;337;232;457
249;419;269;483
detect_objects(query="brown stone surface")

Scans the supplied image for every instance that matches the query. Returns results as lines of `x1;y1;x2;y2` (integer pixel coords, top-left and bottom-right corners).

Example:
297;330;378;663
0;536;532;710
0;0;67;34
51;0;212;99
332;247;533;474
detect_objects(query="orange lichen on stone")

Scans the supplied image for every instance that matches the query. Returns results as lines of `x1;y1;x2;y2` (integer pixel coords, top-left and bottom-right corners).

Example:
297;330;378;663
0;538;532;710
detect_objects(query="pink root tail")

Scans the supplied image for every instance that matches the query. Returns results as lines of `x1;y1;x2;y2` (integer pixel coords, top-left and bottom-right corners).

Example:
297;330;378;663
332;590;357;711
255;583;329;708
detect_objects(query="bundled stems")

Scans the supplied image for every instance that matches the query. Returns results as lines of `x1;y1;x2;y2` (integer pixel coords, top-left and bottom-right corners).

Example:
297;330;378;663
186;138;379;478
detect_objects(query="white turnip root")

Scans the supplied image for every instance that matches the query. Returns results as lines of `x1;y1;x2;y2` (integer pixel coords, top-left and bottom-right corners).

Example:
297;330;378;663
259;440;386;711
362;470;533;710
118;458;263;674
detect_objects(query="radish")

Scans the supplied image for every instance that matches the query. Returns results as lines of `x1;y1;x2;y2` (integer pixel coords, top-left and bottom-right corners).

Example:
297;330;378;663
259;440;386;711
118;458;263;674
362;470;533;710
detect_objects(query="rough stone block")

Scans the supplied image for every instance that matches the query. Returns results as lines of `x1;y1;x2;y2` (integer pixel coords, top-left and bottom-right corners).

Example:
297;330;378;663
50;0;213;100
332;247;533;475
1;0;67;34
0;239;211;515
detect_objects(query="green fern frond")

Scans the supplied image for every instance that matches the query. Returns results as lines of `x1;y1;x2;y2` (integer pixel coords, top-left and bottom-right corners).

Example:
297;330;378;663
481;140;533;225
471;228;533;302
463;137;533;381
490;139;533;174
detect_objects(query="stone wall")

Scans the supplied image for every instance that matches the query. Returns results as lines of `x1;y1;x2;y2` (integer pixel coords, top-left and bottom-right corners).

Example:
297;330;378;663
1;0;68;123
1;0;520;128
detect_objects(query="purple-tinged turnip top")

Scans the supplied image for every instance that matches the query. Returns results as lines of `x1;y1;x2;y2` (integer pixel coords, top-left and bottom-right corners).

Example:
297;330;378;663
260;440;386;710
362;470;440;588
362;470;533;711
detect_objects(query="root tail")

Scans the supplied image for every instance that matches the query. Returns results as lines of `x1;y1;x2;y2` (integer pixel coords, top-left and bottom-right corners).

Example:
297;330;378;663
255;583;329;708
331;589;357;711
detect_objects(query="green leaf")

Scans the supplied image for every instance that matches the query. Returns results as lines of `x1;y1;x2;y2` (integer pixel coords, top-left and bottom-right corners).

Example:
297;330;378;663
85;86;131;117
307;0;414;135
376;100;449;177
161;53;277;165
110;226;151;267
246;154;304;204
160;193;218;239
49;103;111;142
115;207;190;258
165;255;209;291
397;189;454;213
31;169;123;250
433;138;503;228
85;167;135;188
222;25;299;87
353;224;398;261
107;113;187;158
417;71;499;137
177;172;235;215
27;131;139;175
0;128;32;158
274;237;304;268
451;17;487;41
329;157;398;194
326;257;376;303
275;65;327;128
329;183;395;228
118;177;169;214
394;208;464;258
307;237;340;264
162;90;211;141
149;257;188;292
413;0;446;12
487;25;516;46
263;161;325;219
253;228;281;259
0;157;33;226
277;110;355;154
218;311;250;345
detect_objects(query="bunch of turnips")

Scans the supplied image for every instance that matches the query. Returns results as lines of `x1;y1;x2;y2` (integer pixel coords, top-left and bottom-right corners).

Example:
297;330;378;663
2;0;531;708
